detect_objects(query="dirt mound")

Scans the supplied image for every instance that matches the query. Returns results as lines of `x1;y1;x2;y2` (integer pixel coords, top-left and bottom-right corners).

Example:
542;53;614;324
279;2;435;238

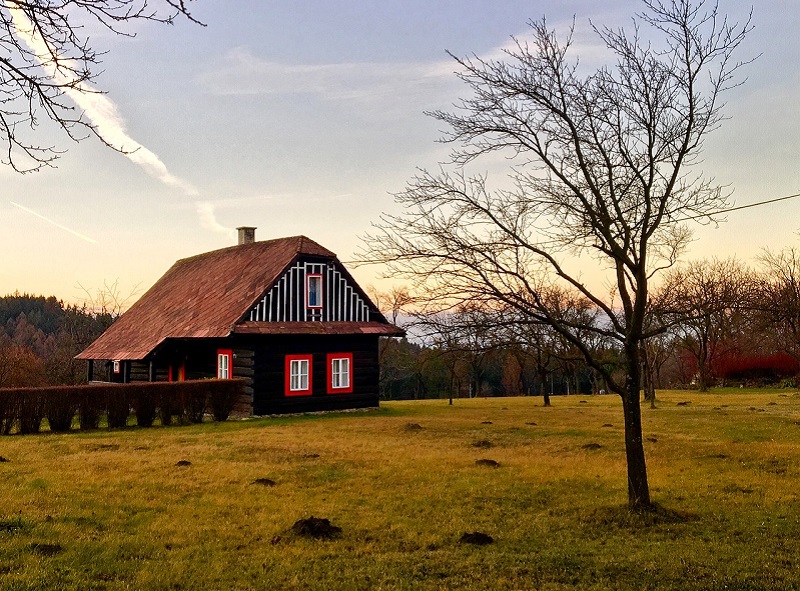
481;421;493;425
175;460;192;467
403;423;423;432
602;423;613;428
471;440;492;449
29;543;62;556
582;443;602;450
460;531;494;545
0;456;9;462
475;459;500;468
302;453;320;459
252;478;276;487
290;517;342;540
676;401;691;406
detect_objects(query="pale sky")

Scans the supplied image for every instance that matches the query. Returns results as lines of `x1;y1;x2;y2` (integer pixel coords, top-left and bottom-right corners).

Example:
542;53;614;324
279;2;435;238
2;1;799;306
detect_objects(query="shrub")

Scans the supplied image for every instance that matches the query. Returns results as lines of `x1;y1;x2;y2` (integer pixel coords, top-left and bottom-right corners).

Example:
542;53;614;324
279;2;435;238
133;389;157;427
18;390;45;434
106;388;130;429
184;388;206;424
79;389;104;431
209;379;245;422
44;389;77;433
0;391;18;435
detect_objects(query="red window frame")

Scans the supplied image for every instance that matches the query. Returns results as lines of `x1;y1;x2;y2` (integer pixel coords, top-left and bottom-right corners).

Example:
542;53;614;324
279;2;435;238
217;349;233;380
285;354;313;396
327;353;353;394
306;274;323;309
169;360;186;382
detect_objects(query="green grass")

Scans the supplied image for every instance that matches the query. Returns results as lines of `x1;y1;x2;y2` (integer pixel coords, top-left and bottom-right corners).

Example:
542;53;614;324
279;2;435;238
2;390;800;590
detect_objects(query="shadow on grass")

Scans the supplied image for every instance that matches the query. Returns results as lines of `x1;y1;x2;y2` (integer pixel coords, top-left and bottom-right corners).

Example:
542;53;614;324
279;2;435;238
588;503;696;529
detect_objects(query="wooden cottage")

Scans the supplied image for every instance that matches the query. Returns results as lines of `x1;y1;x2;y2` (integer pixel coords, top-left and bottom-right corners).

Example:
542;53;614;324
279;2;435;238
76;230;404;415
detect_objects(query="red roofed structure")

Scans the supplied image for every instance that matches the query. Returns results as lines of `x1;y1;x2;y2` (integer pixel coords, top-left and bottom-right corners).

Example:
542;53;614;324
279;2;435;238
77;230;403;415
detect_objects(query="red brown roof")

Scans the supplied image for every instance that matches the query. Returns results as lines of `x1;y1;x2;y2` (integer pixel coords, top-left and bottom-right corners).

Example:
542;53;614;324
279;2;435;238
77;236;397;360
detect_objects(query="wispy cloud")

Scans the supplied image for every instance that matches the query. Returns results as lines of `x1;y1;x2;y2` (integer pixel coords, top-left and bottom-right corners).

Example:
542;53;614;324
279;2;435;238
199;47;455;101
10;201;97;244
196;201;235;237
8;7;233;236
9;7;198;197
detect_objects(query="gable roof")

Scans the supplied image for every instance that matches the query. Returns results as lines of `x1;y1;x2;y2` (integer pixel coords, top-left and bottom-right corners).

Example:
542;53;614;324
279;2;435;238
77;235;396;361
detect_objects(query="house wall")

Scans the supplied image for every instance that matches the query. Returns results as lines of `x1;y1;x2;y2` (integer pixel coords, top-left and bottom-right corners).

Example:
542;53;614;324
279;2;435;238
122;333;380;416
242;333;380;415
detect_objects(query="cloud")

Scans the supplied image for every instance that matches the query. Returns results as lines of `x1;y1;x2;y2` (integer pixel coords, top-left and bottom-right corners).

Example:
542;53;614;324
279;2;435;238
10;201;97;244
199;47;455;101
8;7;199;197
196;201;235;238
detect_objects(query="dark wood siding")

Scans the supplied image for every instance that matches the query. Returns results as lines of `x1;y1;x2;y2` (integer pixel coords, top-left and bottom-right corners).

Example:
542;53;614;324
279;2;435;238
243;334;380;415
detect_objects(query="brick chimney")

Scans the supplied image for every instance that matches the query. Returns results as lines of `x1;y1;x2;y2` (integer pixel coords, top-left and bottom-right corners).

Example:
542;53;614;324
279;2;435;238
237;227;256;245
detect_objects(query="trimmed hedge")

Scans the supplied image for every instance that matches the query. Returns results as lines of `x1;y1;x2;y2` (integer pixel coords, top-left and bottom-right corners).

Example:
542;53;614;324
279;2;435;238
0;379;246;435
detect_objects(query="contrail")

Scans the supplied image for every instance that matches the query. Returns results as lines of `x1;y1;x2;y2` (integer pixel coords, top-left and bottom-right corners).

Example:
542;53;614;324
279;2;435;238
7;6;233;237
10;201;98;244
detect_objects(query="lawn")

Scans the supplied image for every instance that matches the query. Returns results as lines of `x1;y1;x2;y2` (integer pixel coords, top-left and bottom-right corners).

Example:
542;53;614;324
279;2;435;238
2;390;800;590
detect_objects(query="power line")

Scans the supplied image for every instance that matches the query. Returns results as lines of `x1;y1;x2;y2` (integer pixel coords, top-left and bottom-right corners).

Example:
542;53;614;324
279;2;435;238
674;191;800;222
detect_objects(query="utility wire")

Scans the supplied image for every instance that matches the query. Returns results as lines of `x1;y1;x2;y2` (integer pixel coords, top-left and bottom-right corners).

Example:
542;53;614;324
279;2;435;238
674;191;800;222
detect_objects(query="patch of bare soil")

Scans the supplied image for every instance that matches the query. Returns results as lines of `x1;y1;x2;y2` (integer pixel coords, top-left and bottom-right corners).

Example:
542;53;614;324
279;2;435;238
481;421;493;424
602;423;613;428
460;531;494;545
302;453;320;459
676;401;692;406
403;423;423;432
475;459;500;468
252;478;276;487
29;543;63;556
471;440;492;448
582;443;602;450
175;460;191;467
290;517;342;540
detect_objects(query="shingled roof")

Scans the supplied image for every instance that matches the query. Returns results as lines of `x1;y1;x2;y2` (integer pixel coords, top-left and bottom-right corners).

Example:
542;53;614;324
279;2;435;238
76;235;397;361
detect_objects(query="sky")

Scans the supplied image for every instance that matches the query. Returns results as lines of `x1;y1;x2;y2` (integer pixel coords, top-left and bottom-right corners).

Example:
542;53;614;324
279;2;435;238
2;0;800;307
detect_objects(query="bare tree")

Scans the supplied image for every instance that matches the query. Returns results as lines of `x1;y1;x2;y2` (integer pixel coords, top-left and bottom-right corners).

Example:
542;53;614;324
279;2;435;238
657;258;755;391
361;1;750;508
758;247;800;380
0;1;201;172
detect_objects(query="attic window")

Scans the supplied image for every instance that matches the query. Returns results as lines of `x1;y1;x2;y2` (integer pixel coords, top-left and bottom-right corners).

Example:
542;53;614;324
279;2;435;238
307;274;323;309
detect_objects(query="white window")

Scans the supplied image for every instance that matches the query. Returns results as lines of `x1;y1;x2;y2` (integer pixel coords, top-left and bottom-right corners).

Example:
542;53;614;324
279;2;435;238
288;356;311;394
327;353;353;394
112;360;121;374
307;274;323;308
217;349;232;379
331;357;350;389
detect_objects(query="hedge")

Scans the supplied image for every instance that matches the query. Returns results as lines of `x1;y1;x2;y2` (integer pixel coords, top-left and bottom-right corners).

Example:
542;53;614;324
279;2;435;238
0;379;246;435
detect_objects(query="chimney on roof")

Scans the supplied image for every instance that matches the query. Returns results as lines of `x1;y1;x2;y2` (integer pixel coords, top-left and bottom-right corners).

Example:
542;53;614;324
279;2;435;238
237;226;256;245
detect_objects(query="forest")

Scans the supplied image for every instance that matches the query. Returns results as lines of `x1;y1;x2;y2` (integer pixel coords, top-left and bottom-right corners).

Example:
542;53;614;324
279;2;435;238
0;293;114;388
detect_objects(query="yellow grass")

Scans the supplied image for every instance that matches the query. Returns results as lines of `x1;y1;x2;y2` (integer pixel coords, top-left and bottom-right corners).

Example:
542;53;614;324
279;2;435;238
2;390;800;589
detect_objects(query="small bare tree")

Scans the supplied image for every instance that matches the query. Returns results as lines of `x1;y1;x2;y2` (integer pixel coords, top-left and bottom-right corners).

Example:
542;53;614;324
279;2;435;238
0;1;201;172
361;0;750;508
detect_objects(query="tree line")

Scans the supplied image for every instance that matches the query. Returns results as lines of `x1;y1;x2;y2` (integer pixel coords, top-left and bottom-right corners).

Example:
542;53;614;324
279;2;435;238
0;293;116;388
377;250;800;401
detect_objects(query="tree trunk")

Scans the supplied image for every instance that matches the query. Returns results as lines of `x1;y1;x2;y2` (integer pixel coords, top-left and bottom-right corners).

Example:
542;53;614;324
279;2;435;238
539;376;551;407
621;360;651;508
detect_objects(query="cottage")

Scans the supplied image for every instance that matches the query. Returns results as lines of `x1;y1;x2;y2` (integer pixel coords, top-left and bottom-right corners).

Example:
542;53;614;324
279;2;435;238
76;229;404;415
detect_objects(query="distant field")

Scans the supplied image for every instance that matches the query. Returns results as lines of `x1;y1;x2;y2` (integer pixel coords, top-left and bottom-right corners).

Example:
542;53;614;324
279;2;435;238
2;390;800;590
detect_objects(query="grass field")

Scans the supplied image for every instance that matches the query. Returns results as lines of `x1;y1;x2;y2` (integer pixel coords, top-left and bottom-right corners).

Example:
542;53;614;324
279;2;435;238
2;390;800;590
